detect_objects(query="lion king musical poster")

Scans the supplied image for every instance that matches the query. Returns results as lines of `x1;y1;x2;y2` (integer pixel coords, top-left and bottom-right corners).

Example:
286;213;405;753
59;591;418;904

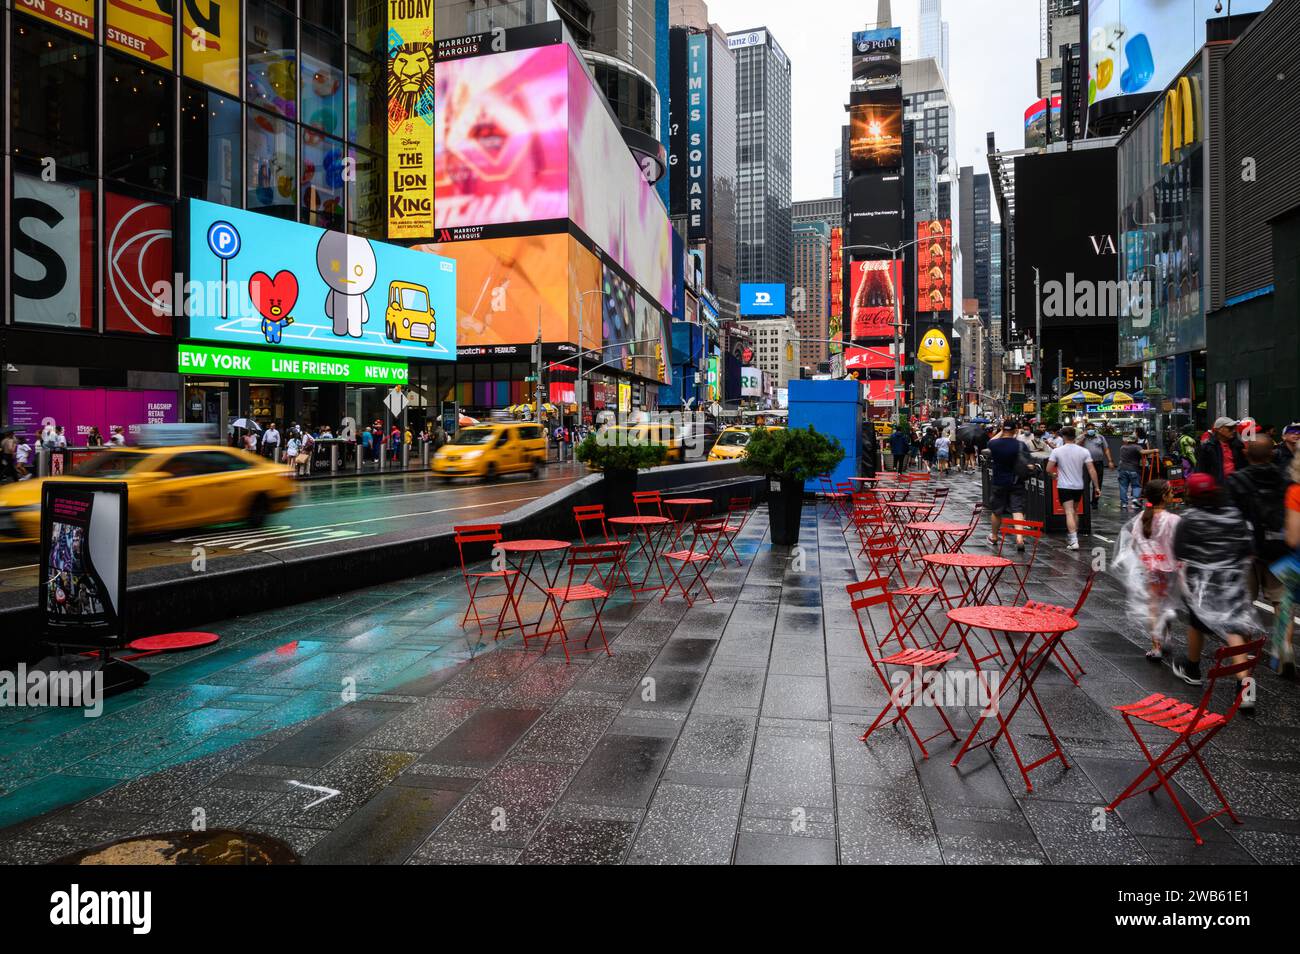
387;1;436;240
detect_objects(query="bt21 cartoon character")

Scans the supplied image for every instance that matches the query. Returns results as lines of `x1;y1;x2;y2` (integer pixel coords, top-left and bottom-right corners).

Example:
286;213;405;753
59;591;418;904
316;231;377;338
249;270;299;344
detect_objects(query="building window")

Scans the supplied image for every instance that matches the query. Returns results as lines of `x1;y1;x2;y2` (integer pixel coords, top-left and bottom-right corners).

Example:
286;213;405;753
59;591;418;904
301;131;346;230
181;82;242;206
347;146;385;239
247;108;297;219
10;17;95;174
247;0;298;120
346;49;385;152
104;56;174;194
301;25;344;136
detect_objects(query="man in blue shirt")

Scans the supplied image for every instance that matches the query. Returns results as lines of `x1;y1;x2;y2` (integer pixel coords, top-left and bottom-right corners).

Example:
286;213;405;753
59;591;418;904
889;426;911;474
986;418;1035;546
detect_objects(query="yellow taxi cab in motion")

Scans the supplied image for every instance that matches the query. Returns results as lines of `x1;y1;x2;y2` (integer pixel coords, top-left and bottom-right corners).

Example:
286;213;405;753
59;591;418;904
707;425;783;461
431;422;547;480
0;445;295;545
585;423;684;469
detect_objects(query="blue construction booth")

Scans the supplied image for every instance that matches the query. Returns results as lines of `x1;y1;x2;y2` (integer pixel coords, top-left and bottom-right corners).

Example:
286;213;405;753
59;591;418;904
787;379;861;493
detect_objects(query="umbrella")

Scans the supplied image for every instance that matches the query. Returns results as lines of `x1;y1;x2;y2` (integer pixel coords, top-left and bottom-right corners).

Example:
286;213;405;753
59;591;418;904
228;418;262;431
458;414;479;426
1101;391;1136;405
1060;389;1102;405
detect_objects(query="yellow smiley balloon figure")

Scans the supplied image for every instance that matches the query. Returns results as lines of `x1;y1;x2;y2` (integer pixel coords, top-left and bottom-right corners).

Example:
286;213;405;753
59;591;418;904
917;329;951;380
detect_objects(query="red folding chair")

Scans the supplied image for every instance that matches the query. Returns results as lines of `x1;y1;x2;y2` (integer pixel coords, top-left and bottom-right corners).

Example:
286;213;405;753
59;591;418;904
864;536;909;587
573;504;611;544
923;486;950;519
996;518;1044;605
453;524;523;637
1022;568;1097;685
633;490;664;517
1106;639;1265;845
849;506;888;556
819;475;850;521
661;518;727;607
955;503;985;550
716;497;751;567
534;543;627;663
847;577;961;759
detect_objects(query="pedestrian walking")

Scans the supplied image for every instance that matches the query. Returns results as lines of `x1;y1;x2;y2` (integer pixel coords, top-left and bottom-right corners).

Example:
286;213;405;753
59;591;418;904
108;426;126;446
1227;438;1291;657
1272;452;1300;677
1116;433;1144;512
52;426;68;450
86;426;103;447
1170;473;1262;706
1082;427;1114;507
1276;422;1299;475
262;421;281;460
889;426;910;475
1113;479;1181;660
1196;416;1246;484
0;431;17;483
985;418;1035;547
284;427;301;467
935;431;951;475
1046;425;1098;551
15;436;32;479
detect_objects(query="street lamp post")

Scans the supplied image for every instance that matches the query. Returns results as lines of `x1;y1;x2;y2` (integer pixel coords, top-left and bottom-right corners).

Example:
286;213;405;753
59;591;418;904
575;289;605;435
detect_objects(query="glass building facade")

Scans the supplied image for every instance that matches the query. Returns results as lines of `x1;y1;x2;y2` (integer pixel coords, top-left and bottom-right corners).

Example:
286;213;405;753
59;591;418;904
731;30;792;291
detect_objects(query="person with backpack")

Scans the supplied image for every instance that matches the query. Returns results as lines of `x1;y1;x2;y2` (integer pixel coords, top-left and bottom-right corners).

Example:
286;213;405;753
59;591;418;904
985;418;1037;547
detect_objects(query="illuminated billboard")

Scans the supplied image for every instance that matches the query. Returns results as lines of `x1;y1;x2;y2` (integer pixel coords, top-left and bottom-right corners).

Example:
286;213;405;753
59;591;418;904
917;326;952;380
415;232;601;353
845;345;904;372
187;199;456;361
849;259;902;340
1024;96;1062;149
851;28;901;87
387;5;436;240
849;88;903;171
1087;0;1271;108
916;219;954;313
847;173;903;249
434;41;672;312
740;283;787;316
829;227;843;355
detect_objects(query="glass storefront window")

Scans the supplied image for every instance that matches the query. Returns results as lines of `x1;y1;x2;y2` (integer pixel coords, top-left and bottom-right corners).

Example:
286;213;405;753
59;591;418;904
181;82;242;205
12;172;96;330
247;0;298;120
303;0;344;35
347;146;385;238
10;18;95;174
247;108;297;218
104;56;174;194
347;49;385;152
301;26;344;136
302;131;346;230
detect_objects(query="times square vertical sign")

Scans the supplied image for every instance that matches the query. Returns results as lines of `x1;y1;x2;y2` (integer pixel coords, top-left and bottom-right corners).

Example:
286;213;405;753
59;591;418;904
686;33;710;242
387;1;436;239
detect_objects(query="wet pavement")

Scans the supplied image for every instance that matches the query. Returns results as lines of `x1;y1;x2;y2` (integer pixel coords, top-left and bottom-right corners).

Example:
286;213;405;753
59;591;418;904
2;471;1298;864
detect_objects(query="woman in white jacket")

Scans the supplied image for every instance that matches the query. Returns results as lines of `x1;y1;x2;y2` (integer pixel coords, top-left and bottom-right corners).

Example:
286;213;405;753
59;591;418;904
1113;479;1181;660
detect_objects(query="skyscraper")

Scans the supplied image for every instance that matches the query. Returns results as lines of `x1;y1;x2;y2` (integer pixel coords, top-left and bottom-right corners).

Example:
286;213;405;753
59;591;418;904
832;148;843;199
792;221;832;371
918;0;950;80
730;27;794;290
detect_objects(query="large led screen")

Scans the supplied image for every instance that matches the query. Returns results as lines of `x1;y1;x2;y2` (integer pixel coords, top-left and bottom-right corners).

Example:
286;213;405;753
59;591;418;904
916;219;953;314
849;259;902;340
187;199;456;360
851;28;901;87
568;49;673;311
849;88;903;171
847;173;903;249
1087;0;1271;107
434;44;569;230
414;233;601;351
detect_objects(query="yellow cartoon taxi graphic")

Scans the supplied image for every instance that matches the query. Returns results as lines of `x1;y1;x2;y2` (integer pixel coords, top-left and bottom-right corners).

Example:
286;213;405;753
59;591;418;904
917;329;951;380
385;281;436;345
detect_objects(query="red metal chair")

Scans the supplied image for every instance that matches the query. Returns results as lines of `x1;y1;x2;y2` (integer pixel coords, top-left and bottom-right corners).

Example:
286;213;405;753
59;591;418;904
996;518;1044;605
923;486;951;519
573;504;611;544
1106;639;1265;845
847;577;961;759
535;543;627;663
864;536;908;587
453;524;523;637
849;506;888;556
633;490;664;517
819;475;850;521
661;518;728;607
1021;568;1097;685
715;497;752;566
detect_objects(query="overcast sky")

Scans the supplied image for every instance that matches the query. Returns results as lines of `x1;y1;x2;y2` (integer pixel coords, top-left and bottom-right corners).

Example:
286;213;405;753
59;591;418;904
703;0;1040;208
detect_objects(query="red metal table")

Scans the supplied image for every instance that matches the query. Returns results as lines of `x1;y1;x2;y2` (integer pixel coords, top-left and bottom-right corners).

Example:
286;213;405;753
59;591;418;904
920;552;1012;609
663;497;713;547
903;520;968;562
881;500;934;538
608;515;673;598
493;539;571;639
944;604;1080;792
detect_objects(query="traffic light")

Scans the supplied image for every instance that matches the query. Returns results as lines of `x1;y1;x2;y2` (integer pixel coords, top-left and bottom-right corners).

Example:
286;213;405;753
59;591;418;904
623;355;632;372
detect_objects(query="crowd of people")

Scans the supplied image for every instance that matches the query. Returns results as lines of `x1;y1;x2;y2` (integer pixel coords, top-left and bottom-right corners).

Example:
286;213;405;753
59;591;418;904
962;412;1300;705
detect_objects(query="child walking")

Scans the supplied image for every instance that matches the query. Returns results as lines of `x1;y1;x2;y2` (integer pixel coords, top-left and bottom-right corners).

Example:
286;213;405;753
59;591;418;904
1113;479;1181;659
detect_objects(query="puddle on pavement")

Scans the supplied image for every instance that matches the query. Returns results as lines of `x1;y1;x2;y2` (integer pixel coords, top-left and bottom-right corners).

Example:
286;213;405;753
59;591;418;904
51;829;299;865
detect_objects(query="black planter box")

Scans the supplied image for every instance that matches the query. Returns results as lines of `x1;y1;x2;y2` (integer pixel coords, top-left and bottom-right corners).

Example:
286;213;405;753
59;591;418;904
766;473;805;546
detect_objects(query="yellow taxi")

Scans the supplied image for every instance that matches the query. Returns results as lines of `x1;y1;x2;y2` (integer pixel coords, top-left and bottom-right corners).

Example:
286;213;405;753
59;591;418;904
594;423;684;466
707;425;783;461
0;446;295;545
873;420;895;439
431;422;547;480
384;280;436;345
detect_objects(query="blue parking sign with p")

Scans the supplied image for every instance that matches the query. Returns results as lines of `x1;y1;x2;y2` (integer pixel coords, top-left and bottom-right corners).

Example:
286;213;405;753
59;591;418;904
207;221;241;260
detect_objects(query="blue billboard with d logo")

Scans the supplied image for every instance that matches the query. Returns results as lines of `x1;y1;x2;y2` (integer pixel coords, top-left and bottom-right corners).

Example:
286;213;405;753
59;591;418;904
739;283;787;316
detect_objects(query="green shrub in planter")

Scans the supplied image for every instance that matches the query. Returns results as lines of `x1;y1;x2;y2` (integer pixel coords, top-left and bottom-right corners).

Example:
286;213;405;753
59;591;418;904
575;436;667;516
742;426;844;546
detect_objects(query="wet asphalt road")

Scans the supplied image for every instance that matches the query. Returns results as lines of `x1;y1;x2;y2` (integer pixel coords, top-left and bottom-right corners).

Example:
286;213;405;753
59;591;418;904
0;464;588;590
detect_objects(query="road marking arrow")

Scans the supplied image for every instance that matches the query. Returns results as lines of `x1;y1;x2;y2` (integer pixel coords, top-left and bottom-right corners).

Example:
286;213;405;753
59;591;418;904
287;780;341;809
